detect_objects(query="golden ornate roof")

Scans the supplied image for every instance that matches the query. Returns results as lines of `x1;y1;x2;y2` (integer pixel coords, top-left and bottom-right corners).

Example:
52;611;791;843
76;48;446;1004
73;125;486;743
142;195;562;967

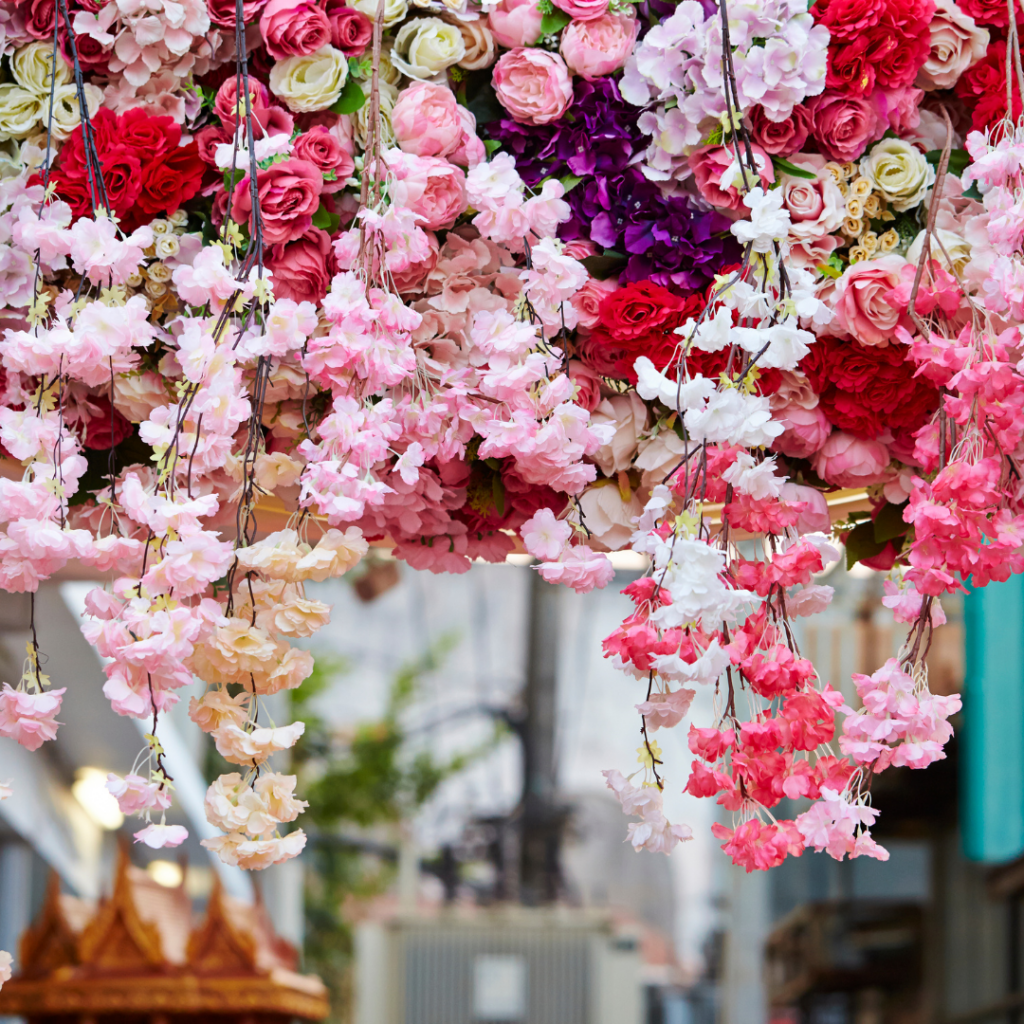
0;849;329;1020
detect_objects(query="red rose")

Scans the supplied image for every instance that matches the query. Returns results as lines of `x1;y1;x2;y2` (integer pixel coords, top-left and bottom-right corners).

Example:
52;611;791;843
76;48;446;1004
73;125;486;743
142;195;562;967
82;397;133;451
207;0;270;27
265;226;336;303
20;0;55;39
60;29;110;73
232;158;324;244
826;39;875;96
53;108;118;177
137;142;205;216
260;0;332;59
597;280;686;341
748;104;812;157
48;169;93;221
325;0;373;55
292;125;355;192
99;146;144;220
956;42;1023;131
119;108;181;162
807;90;880;162
811;0;884;42
584;281;706;381
959;0;1022;25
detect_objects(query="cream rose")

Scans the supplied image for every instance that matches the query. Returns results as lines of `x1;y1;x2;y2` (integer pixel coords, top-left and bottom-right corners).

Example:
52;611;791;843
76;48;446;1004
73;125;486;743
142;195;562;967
351;0;408;28
590;392;647;476
859;138;935;212
354;79;398;148
50;83;103;141
11;41;72;94
449;16;496;69
907;227;971;275
0;85;44;140
270;45;349;113
916;0;989;91
392;18;466;79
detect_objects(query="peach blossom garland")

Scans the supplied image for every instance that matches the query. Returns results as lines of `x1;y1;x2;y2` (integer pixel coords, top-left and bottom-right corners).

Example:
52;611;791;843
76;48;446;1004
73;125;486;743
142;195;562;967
0;0;1021;921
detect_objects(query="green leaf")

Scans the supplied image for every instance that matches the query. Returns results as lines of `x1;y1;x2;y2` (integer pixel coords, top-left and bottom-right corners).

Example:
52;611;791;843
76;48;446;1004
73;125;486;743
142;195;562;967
816;253;845;279
491;474;506;518
581;251;627;279
772;156;817;180
559;173;583;192
483;138;502;156
311;204;340;232
845;519;889;570
873;500;909;543
330;78;366;115
539;7;570;33
925;147;971;177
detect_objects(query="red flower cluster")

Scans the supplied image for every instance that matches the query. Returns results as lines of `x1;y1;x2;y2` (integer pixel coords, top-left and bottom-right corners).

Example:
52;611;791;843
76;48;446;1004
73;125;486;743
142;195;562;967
46;108;204;230
801;336;939;442
956;41;1024;132
812;0;936;95
581;280;705;382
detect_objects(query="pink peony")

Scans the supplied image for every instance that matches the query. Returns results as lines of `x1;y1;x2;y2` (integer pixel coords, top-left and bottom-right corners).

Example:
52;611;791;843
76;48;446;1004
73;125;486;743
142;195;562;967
392;82;464;160
0;684;65;751
781;483;832;535
811;432;891;488
231;158;324;245
808;91;882;163
552;0;609;20
387;151;467;230
259;0;332;58
831;255;911;347
689;144;774;212
492;48;574;126
771;402;832;459
872;85;924;135
559;13;638;80
488;0;543;49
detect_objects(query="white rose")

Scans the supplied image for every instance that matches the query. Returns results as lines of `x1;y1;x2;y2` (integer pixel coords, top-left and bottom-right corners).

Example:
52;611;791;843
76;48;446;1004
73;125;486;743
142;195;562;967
917;0;989;91
907;227;971;274
270;46;349;113
50;83;103;141
859;138;935;212
351;0;408;27
392;17;466;80
11;41;72;94
354;79;398;149
0;85;44;140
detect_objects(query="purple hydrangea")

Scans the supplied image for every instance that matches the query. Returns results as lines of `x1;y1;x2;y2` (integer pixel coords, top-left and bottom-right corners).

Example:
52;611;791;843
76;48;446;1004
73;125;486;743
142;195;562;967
485;78;738;291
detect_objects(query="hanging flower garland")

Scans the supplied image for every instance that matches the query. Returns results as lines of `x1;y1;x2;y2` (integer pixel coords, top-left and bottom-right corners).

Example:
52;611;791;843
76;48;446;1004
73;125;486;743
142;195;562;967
0;0;1015;907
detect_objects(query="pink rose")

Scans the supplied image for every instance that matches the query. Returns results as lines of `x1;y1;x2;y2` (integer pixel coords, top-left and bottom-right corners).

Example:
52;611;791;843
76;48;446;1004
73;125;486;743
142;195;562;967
492;48;573;126
392;82;464;159
831;254;911;347
564;238;597;259
208;0;269;28
265;227;336;304
488;0;543;48
771;402;832;458
567;359;602;411
552;0;608;20
811;432;891;488
325;0;373;56
808;91;881;163
780;483;832;535
571;275;618;328
195;124;230;166
689;144;774;211
388;151;467;230
231;158;324;245
778;154;845;267
748;104;813;157
560;13;638;80
292;125;354;192
215;77;294;140
260;0;331;58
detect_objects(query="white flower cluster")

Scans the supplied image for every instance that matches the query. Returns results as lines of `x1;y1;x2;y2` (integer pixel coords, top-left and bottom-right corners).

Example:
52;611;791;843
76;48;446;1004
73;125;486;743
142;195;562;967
619;0;829;180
